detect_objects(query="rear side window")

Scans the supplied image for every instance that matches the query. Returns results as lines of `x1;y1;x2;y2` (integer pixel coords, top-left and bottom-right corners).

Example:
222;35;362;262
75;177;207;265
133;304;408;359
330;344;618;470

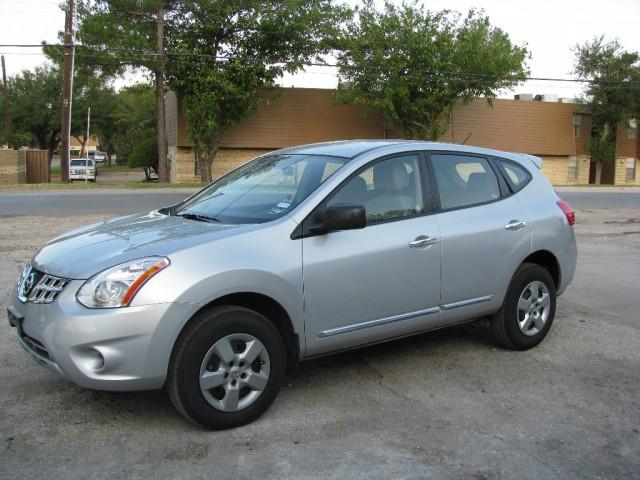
430;154;500;210
496;159;531;193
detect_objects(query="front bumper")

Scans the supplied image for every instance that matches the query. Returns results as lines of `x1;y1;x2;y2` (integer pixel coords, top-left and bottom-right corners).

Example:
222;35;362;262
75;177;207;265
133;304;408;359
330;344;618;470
7;280;198;391
69;174;96;181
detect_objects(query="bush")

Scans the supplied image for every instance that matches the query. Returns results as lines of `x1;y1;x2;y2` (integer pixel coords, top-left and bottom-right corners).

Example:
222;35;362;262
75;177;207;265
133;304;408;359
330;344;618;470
128;137;159;181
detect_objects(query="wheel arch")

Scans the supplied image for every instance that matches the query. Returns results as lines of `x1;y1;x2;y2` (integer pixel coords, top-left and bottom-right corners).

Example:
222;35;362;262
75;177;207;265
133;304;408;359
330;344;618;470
521;250;561;289
172;292;300;372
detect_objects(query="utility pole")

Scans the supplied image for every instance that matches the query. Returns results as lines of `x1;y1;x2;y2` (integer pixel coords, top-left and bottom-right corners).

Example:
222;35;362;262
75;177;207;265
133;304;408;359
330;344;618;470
156;1;168;182
1;55;10;149
61;0;76;182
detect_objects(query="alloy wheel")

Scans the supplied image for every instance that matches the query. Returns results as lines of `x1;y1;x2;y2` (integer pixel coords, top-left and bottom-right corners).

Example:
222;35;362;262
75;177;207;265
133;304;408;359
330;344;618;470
199;333;270;412
516;280;551;337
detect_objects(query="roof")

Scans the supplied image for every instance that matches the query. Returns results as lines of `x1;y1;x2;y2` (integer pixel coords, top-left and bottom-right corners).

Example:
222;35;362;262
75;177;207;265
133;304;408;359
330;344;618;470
271;140;544;171
278;140;405;158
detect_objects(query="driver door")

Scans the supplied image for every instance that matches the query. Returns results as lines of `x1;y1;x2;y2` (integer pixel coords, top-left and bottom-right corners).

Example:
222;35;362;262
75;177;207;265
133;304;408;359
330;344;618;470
302;153;442;356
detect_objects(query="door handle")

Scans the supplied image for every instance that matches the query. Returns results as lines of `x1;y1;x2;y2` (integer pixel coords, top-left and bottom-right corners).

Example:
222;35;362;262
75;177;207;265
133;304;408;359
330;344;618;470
504;220;527;231
409;235;438;248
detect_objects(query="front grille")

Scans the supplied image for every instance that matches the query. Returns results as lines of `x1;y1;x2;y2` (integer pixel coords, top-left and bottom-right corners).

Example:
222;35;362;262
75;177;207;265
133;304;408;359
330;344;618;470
17;264;69;304
28;274;69;304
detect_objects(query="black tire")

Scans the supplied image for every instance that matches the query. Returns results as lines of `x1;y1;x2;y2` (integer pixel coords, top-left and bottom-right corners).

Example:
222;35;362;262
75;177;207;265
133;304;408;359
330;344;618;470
491;263;557;350
167;305;286;429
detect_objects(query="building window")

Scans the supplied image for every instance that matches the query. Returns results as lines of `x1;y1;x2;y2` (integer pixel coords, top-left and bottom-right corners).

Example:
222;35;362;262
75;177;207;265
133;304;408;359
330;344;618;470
627;119;637;140
626;158;637;181
568;156;579;180
572;114;582;137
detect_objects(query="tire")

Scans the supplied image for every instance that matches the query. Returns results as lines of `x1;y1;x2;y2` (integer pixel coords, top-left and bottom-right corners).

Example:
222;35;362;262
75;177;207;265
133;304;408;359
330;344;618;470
491;263;556;350
167;305;286;429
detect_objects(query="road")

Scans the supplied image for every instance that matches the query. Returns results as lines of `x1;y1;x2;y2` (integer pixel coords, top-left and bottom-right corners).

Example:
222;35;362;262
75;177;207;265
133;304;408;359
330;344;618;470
0;187;638;216
0;189;196;216
557;189;640;209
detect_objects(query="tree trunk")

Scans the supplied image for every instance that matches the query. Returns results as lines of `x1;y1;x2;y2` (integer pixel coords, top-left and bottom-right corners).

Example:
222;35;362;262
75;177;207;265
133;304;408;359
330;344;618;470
198;142;219;183
156;2;168;183
595;162;603;185
74;136;86;158
47;131;58;183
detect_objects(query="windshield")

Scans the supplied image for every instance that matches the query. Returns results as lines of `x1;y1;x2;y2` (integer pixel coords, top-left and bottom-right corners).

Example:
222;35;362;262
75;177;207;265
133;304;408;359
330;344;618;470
175;154;347;224
70;159;87;166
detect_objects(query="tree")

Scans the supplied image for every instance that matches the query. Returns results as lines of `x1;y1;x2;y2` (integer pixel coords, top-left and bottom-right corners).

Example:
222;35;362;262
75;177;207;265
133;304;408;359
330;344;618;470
67;0;172;181
112;83;156;166
70;77;116;157
128;136;158;180
166;0;348;182
336;1;529;140
574;37;640;184
4;65;62;156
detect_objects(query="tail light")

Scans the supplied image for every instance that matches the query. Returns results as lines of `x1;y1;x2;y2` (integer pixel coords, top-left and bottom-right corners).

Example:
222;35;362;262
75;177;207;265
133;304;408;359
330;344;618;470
557;200;575;226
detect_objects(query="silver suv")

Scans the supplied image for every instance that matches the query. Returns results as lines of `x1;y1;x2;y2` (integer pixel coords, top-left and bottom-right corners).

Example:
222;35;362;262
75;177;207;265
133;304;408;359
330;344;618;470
8;141;577;429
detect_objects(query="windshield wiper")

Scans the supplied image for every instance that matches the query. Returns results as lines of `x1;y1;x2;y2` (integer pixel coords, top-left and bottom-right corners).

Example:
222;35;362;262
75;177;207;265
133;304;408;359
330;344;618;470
176;212;221;223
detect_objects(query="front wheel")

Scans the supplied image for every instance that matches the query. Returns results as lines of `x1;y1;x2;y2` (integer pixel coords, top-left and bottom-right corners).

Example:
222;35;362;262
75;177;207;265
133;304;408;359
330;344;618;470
491;263;556;350
167;305;286;429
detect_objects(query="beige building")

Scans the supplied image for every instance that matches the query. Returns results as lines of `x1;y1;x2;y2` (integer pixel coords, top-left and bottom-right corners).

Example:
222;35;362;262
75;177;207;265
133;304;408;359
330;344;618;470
69;135;100;157
611;120;640;186
165;87;637;186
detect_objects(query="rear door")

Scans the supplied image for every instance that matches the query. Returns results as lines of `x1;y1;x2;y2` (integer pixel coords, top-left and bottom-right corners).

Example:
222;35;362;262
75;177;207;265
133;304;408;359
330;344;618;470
427;152;531;323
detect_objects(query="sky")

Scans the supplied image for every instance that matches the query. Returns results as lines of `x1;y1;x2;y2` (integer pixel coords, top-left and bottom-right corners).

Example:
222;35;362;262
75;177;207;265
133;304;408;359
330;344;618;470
1;0;639;99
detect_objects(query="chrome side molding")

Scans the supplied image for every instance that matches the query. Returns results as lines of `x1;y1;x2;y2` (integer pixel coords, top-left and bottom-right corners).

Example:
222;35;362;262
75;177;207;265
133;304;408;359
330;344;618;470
318;295;494;338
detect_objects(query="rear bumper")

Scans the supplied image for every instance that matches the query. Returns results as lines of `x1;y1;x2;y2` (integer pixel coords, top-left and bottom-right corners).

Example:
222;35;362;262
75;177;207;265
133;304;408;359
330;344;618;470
7;281;198;391
557;230;578;296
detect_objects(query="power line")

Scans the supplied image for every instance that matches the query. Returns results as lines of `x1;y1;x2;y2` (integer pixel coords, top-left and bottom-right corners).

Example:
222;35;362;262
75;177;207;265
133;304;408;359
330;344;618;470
1;43;639;86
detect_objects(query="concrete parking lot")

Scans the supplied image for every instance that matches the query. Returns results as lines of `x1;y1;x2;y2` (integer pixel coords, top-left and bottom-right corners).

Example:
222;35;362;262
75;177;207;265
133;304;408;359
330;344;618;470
1;189;639;479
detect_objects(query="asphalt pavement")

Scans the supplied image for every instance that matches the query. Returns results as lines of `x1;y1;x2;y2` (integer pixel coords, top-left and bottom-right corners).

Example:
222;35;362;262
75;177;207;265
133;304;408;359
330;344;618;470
0;187;639;479
0;187;638;216
0;189;197;216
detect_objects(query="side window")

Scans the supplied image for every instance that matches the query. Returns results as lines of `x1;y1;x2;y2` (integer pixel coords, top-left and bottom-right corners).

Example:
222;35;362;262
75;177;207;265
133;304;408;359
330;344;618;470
497;159;532;192
327;154;424;224
321;160;345;181
430;154;500;210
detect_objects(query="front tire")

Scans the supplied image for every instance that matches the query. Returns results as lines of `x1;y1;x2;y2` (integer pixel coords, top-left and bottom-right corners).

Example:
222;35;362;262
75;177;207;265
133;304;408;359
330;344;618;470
491;263;556;350
167;305;286;429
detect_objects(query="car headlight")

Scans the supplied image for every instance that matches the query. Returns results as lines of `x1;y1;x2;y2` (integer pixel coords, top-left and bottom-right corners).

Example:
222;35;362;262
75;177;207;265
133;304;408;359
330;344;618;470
76;257;170;308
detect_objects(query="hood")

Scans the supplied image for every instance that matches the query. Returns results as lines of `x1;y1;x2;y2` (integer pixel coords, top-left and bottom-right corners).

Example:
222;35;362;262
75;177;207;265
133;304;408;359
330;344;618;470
32;210;243;279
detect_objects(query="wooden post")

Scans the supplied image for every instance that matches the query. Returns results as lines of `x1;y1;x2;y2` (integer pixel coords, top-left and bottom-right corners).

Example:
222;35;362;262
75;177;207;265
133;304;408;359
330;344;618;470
1;55;10;149
61;0;76;182
156;1;168;182
80;106;90;157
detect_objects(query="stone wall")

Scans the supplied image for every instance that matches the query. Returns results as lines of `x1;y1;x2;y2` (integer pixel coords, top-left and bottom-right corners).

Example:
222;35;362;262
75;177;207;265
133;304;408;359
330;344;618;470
169;146;198;184
540;155;590;185
212;149;272;180
613;157;640;186
0;150;26;184
171;147;273;184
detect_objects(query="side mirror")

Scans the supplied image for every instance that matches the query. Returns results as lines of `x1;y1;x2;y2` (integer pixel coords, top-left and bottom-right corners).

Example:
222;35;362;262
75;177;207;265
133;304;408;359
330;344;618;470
322;204;366;233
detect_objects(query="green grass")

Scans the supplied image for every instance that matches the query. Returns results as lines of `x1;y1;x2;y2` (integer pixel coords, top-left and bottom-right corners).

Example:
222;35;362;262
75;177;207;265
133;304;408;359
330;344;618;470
0;181;203;190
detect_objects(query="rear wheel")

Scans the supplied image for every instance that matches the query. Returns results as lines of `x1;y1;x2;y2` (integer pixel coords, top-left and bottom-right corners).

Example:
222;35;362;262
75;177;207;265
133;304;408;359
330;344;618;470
167;305;286;429
491;263;556;350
